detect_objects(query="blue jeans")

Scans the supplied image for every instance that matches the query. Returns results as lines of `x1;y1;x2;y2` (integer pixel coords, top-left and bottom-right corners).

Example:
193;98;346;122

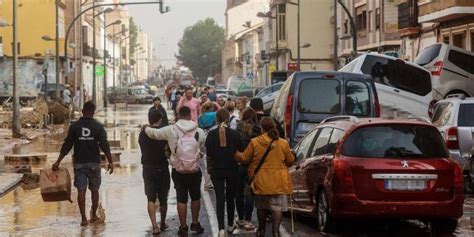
235;165;254;221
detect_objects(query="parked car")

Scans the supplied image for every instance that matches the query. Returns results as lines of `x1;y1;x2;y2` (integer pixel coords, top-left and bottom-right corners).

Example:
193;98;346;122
415;43;474;101
254;82;284;113
290;116;464;233
40;83;66;98
109;87;153;104
339;53;433;119
215;89;237;102
431;94;474;190
226;76;253;97
271;71;380;147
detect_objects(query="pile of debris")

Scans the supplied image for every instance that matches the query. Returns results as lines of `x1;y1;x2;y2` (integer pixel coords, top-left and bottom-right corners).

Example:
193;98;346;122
0;96;70;128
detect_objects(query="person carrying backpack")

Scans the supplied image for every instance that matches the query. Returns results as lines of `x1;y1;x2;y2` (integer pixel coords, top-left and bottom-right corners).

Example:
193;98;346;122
235;108;261;230
144;106;206;236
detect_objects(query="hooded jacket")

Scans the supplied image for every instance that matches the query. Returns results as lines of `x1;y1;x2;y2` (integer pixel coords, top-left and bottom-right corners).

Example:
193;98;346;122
198;112;217;130
235;133;295;195
145;119;206;169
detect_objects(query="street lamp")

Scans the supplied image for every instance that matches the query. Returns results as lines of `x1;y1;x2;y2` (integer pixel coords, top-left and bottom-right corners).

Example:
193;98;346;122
102;19;121;108
301;43;311;48
257;11;279;71
337;0;357;58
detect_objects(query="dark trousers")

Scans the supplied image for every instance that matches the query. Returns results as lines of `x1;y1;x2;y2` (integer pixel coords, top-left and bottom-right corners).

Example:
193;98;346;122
235;165;254;221
212;171;238;230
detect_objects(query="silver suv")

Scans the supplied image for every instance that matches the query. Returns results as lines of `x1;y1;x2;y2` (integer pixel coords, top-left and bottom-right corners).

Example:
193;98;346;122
431;95;474;187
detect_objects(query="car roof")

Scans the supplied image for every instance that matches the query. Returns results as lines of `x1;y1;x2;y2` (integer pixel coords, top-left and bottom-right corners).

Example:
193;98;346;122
320;118;433;131
360;52;429;71
293;70;372;80
436;97;474;104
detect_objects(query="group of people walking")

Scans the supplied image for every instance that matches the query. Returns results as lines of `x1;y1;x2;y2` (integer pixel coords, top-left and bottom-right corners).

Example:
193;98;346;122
142;86;295;236
52;85;295;237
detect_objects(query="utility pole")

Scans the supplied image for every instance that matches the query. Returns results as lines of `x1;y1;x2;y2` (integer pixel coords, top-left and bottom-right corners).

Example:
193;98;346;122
12;0;20;138
103;14;107;108
296;0;301;71
55;0;60;98
79;1;84;108
92;1;96;104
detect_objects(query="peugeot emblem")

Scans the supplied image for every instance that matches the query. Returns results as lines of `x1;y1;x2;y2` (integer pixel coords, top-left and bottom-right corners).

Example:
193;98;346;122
401;160;409;168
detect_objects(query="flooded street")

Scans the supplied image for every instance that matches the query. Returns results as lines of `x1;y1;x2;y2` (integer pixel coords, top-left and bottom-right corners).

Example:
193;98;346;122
1;104;474;236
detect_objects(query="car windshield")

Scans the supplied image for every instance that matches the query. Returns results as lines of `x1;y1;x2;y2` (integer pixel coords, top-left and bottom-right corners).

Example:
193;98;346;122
133;89;148;95
343;124;448;158
414;44;442;66
458;104;474;127
298;79;340;114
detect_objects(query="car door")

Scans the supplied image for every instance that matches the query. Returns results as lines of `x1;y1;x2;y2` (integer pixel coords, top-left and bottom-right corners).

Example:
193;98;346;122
296;127;333;210
290;128;319;209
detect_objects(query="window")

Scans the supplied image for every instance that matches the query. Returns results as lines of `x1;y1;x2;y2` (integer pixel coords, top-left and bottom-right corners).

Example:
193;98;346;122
278;4;286;41
458;104;474;127
453;32;466;49
414;44;442;66
344;19;348;34
356;10;367;31
448;49;473;74
346;81;371;116
339;58;358;73
431;103;453;127
295;129;319;161
342;125;449;158
327;129;345;155
360;55;432;96
256;87;272;97
471;32;474;53
443;35;450;44
298;79;341;114
311;128;333;157
273;83;283;92
375;8;380;29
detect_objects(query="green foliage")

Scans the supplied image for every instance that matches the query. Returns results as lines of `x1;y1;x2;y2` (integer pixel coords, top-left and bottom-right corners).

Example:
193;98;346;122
129;17;138;61
176;18;225;81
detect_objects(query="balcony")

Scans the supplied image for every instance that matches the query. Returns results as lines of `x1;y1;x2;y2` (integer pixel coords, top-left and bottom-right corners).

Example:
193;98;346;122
398;1;420;37
418;0;474;23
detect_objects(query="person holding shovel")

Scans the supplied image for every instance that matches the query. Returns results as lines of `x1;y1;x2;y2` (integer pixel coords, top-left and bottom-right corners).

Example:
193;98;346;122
52;101;114;226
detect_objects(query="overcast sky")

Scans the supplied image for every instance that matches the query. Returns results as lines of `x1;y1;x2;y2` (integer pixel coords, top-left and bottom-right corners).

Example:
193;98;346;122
127;0;226;68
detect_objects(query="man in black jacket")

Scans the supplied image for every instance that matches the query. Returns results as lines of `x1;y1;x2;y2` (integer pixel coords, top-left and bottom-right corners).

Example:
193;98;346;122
149;96;169;127
53;101;113;226
139;110;170;235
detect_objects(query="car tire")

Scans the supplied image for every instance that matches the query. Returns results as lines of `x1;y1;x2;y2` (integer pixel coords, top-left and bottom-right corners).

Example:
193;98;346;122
316;189;332;233
430;219;458;234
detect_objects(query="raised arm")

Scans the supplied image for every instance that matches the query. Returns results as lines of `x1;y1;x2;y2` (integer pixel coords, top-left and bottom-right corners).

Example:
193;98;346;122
145;126;170;141
235;140;255;164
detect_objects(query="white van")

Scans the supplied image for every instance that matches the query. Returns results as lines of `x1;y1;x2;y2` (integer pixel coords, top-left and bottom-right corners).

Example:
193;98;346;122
415;43;474;101
339;53;433;119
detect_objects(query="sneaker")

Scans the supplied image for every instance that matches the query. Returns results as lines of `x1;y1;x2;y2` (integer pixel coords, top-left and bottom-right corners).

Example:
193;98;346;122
227;224;236;233
218;229;226;237
190;222;204;233
236;219;246;227
177;225;188;236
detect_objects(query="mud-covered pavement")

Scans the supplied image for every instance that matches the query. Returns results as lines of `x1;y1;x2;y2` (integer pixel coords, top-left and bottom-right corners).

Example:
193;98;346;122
1;104;474;236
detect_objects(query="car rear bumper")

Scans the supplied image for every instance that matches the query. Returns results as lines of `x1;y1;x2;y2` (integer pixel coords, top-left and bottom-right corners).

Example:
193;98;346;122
332;193;464;219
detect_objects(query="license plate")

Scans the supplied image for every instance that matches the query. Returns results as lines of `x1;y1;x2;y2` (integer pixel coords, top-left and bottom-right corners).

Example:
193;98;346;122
384;179;426;191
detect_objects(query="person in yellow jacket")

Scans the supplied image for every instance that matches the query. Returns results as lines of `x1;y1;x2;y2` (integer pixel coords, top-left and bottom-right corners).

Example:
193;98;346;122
235;117;295;237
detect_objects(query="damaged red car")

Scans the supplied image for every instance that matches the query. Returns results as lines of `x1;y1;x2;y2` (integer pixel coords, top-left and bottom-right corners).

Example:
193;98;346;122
289;116;464;234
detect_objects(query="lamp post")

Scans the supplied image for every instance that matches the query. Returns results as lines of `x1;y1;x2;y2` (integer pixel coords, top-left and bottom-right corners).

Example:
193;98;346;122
337;0;357;58
287;0;302;70
92;7;113;105
0;2;20;138
103;19;121;108
111;29;127;91
257;11;278;71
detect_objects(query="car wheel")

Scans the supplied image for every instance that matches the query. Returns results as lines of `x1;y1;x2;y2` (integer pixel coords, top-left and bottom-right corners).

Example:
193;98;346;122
430;219;458;234
316;189;332;233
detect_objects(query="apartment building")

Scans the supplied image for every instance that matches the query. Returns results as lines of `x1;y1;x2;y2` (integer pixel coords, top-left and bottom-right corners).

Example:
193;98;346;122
337;0;401;66
0;0;67;97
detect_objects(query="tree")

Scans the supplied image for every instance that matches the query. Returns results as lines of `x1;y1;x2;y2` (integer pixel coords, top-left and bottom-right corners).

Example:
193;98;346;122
176;18;225;82
129;17;138;64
